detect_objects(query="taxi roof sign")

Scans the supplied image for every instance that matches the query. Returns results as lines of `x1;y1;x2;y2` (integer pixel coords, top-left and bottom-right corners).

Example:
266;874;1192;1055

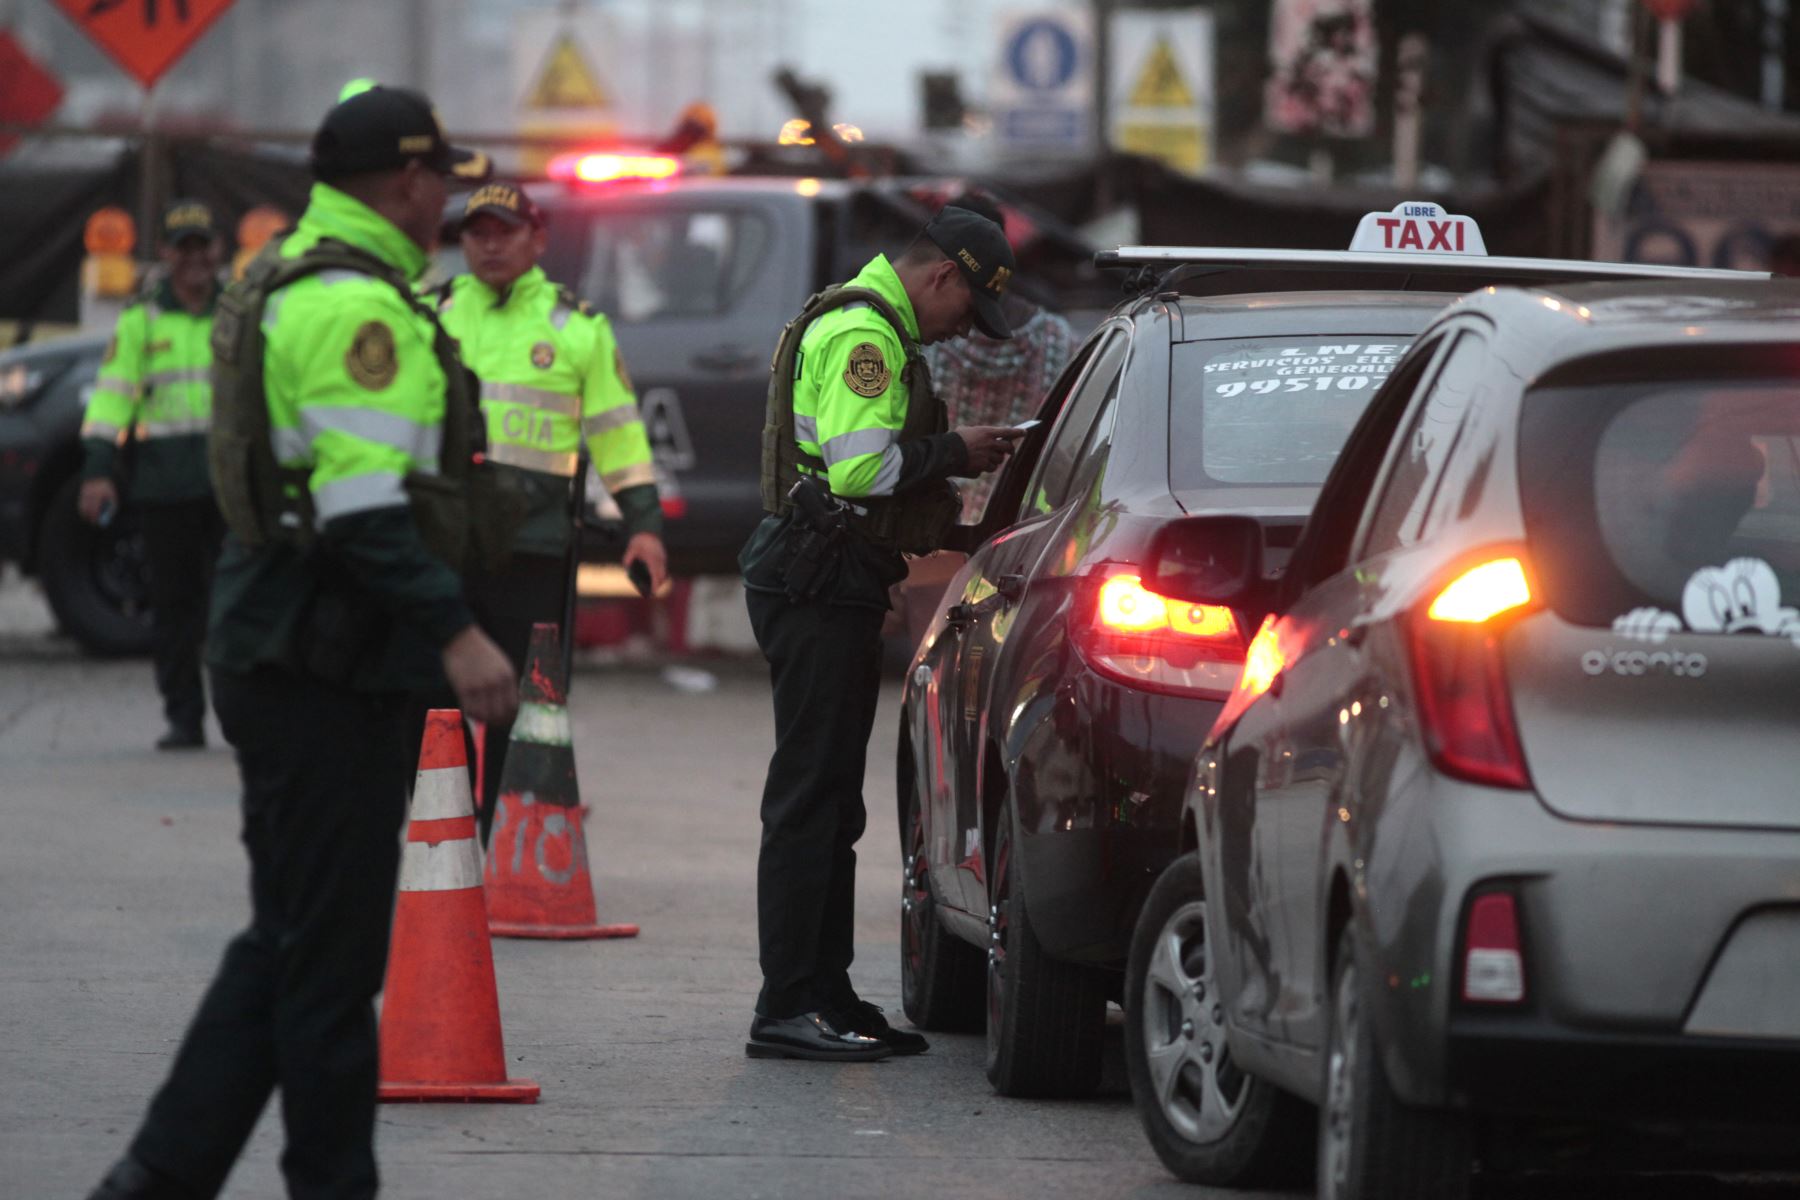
1349;201;1487;256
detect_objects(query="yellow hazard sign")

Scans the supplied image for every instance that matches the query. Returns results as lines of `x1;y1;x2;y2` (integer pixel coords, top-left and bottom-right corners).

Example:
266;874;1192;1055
1126;37;1195;109
525;33;609;110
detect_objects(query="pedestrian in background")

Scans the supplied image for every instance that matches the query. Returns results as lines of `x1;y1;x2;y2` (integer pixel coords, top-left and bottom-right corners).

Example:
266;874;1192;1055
430;181;668;845
739;205;1025;1061
77;201;227;750
87;85;516;1200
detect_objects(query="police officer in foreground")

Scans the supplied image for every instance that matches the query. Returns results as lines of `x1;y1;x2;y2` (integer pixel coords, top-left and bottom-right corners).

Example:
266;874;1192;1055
78;201;228;749
87;86;518;1200
433;181;667;843
740;207;1025;1061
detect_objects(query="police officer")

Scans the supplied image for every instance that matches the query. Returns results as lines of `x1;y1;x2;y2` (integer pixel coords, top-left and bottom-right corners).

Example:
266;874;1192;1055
87;86;517;1199
78;200;227;749
739;207;1024;1061
433;181;667;843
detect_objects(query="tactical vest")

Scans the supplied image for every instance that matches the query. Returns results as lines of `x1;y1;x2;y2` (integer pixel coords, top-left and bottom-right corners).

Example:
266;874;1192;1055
208;239;525;574
760;286;959;555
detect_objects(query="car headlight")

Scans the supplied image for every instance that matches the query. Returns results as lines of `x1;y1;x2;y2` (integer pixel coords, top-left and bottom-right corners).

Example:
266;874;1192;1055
0;362;45;409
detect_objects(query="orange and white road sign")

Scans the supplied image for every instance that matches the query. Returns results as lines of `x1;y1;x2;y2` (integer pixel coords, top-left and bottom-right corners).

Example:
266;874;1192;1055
50;0;237;90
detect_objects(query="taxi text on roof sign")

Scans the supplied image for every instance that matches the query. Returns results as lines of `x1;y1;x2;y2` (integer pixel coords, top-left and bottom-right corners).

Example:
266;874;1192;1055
1349;202;1489;257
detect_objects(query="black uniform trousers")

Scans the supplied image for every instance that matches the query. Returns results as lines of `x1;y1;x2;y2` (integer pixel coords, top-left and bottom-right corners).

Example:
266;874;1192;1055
128;667;410;1200
746;588;886;1019
139;499;225;736
407;550;567;845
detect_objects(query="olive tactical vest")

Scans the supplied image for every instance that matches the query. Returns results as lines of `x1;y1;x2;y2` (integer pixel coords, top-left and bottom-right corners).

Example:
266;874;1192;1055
209;239;525;573
760;286;959;555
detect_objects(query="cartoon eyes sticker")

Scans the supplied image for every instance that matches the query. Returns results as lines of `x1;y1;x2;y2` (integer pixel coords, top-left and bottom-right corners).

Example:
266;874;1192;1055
1616;557;1800;647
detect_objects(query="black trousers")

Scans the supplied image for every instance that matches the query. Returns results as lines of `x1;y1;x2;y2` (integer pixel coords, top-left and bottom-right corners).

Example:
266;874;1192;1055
408;551;568;845
129;667;411;1199
139;499;225;735
746;589;886;1018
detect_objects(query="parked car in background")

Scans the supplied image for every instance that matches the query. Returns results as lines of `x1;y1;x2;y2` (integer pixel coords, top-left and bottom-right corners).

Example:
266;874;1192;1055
1130;278;1799;1199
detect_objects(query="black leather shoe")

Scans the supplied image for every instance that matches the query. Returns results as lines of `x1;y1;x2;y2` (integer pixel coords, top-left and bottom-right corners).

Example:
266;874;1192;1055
87;1156;195;1200
745;1012;893;1061
828;999;929;1056
155;726;205;751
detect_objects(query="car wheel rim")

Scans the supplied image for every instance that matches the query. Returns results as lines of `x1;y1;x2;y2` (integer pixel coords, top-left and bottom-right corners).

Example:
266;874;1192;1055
1322;958;1360;1198
1141;899;1245;1144
902;793;933;994
985;827;1011;1061
91;528;151;621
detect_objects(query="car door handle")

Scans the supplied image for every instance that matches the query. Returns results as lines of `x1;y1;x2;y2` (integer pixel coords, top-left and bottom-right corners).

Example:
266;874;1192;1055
691;345;759;373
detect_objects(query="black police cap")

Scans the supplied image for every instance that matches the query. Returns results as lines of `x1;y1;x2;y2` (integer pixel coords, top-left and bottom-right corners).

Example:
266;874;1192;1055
924;205;1016;340
460;182;544;232
160;198;218;245
311;86;491;184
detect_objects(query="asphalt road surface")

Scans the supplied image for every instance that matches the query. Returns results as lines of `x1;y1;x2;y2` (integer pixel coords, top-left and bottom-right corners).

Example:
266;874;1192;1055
2;582;1793;1199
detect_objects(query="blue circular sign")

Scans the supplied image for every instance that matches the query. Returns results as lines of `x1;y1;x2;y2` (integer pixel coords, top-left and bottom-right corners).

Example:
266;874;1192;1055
1007;18;1079;92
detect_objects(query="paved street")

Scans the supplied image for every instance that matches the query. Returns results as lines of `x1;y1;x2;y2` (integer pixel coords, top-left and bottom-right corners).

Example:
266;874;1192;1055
0;581;1268;1200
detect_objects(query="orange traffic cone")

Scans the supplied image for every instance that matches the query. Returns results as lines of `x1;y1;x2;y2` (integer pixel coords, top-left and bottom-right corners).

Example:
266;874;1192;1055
485;622;640;940
378;709;540;1103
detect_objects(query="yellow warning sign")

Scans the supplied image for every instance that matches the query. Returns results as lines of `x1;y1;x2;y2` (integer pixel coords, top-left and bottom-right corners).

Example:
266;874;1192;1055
1126;37;1195;109
525;33;609;110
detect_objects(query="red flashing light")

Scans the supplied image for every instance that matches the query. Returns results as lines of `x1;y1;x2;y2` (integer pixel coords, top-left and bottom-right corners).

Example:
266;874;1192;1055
547;152;682;185
1076;571;1244;699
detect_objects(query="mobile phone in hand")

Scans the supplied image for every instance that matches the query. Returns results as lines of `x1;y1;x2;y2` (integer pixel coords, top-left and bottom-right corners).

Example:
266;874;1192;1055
628;560;654;598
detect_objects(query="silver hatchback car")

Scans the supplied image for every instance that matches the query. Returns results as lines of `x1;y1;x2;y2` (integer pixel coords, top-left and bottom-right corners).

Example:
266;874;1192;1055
1124;281;1800;1198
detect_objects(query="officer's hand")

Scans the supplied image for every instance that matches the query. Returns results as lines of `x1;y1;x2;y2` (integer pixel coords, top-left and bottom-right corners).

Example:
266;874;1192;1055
955;426;1026;474
442;626;519;726
623;532;669;596
78;478;119;525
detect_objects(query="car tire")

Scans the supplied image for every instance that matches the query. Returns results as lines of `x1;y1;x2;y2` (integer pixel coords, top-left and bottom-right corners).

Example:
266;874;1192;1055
1125;852;1312;1187
37;476;155;657
1319;927;1472;1200
984;794;1106;1098
900;758;985;1032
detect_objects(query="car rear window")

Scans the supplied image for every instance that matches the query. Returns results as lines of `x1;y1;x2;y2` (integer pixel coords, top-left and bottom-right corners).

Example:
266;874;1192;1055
570;209;771;322
1171;336;1410;488
1521;373;1800;630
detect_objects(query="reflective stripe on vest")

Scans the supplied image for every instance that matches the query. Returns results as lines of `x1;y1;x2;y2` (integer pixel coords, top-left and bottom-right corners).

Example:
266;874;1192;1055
133;415;211;439
600;461;656;491
488;442;578;476
579;405;641;439
144;367;210;389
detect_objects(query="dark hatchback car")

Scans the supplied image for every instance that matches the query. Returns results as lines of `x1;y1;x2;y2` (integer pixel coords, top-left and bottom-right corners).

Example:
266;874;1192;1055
891;229;1733;1099
1129;281;1799;1198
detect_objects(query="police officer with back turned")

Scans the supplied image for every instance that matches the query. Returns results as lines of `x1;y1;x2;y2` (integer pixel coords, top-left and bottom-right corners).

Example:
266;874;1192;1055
740;206;1024;1061
87;86;518;1200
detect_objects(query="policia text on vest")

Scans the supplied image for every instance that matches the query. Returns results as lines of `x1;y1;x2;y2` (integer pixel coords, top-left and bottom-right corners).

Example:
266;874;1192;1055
78;200;228;751
86;86;521;1200
738;206;1027;1062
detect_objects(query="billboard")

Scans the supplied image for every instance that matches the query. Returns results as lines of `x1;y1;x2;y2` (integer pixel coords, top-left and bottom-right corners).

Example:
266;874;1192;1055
1592;161;1800;270
1264;0;1376;139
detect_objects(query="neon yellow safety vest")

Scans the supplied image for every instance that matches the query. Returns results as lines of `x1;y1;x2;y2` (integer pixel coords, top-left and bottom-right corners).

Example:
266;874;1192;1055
437;266;660;555
81;280;217;503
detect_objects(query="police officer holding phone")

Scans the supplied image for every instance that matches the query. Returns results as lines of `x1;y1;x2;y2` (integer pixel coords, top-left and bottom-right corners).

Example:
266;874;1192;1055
739;206;1024;1061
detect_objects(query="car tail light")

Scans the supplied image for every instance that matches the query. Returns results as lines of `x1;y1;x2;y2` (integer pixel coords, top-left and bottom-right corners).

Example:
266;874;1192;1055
1408;554;1535;790
1074;572;1245;698
546;152;683;184
1462;891;1526;1004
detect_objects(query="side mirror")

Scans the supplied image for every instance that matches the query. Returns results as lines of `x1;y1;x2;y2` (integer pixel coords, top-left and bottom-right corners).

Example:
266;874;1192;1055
1147;515;1266;608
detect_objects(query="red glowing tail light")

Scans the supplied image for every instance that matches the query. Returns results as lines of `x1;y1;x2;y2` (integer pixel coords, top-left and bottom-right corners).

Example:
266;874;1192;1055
1075;572;1245;699
1409;554;1535;789
546;152;683;185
